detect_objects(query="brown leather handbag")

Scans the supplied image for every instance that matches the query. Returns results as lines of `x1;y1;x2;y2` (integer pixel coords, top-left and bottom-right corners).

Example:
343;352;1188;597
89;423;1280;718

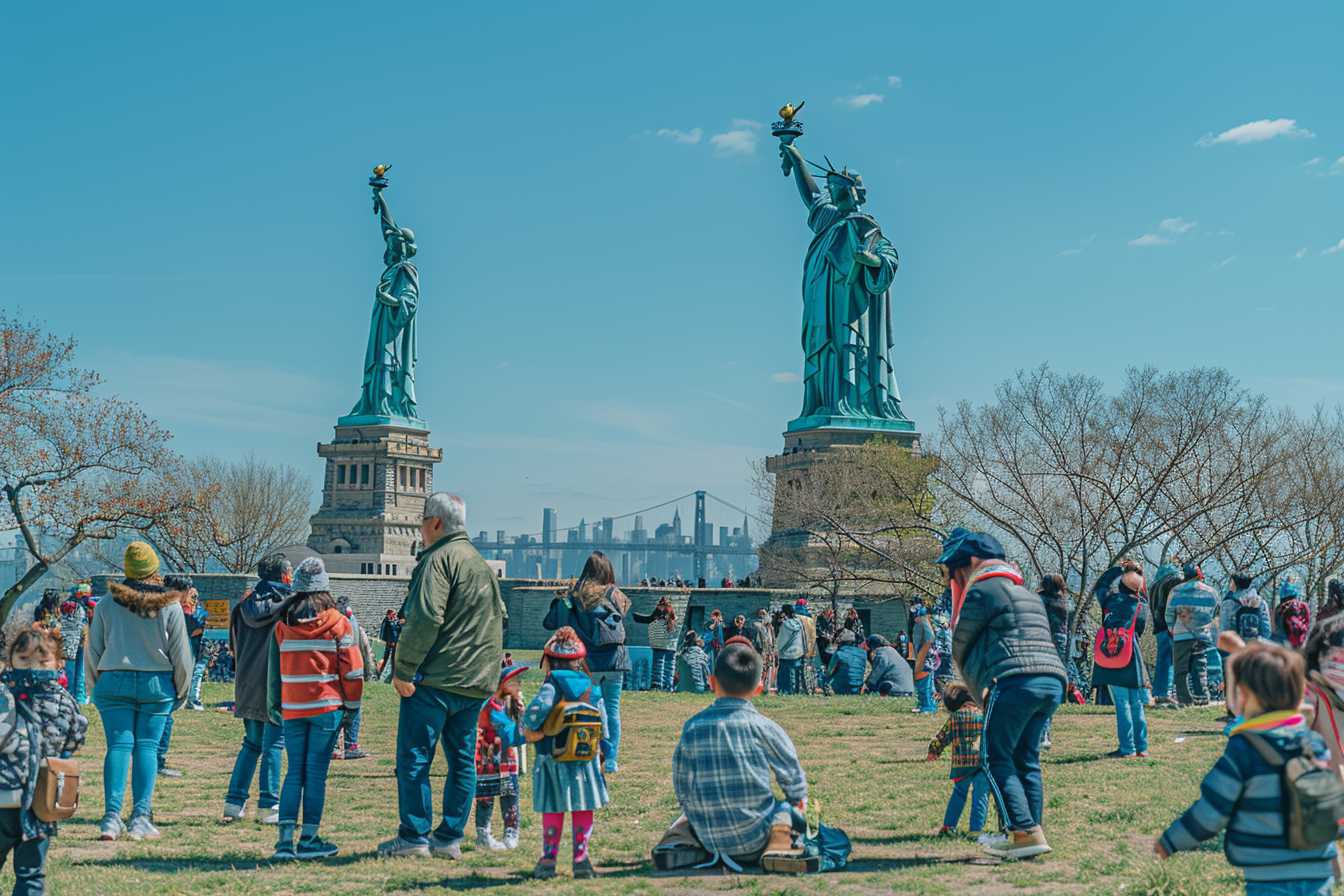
32;757;79;822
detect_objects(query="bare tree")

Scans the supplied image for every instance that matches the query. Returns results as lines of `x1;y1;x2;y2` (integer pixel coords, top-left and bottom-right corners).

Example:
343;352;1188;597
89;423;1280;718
0;313;193;619
142;455;311;573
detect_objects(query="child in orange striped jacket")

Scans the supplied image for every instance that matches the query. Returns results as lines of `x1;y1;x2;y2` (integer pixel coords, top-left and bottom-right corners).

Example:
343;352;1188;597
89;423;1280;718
265;558;363;861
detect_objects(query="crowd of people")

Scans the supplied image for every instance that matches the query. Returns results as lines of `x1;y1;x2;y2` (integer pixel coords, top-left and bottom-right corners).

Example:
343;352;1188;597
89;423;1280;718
5;503;1344;892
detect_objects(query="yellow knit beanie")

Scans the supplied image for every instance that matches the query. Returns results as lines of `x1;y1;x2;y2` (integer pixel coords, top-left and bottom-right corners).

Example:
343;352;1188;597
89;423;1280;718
124;541;161;580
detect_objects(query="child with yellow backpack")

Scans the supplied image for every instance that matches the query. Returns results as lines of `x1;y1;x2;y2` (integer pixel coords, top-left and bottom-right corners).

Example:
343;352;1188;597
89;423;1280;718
522;626;609;880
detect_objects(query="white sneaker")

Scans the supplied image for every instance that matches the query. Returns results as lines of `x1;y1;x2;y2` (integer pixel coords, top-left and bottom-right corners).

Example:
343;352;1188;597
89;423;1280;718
977;831;1009;848
127;816;162;841
984;829;1052;860
259;809;280;825
1040;737;1052;751
503;829;519;850
475;828;505;851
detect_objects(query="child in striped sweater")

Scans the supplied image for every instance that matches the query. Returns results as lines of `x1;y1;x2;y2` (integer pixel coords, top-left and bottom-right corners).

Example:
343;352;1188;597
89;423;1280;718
265;558;364;861
1156;642;1337;894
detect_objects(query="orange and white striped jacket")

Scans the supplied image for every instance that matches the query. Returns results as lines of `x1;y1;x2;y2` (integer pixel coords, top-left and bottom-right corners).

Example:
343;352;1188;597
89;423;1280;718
267;608;364;720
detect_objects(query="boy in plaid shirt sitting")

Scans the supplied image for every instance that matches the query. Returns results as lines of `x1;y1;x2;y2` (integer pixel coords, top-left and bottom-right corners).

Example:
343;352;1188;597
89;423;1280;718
655;639;813;873
927;680;991;838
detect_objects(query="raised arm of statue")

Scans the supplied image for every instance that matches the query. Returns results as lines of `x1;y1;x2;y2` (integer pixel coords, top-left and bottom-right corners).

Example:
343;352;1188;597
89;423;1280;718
780;144;821;208
373;189;399;239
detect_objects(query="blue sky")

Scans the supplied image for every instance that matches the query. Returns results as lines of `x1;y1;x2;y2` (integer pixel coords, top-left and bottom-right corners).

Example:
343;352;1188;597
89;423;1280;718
4;2;1341;538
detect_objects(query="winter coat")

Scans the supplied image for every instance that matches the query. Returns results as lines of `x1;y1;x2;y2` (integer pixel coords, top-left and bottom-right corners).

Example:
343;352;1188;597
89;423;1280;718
229;579;299;722
1303;674;1344;784
952;572;1068;704
0;670;88;839
1220;588;1271;642
57;605;85;661
1090;568;1149;690
865;645;914;695
748;618;775;657
88;580;194;704
1166;579;1220;643
675;645;712;693
776;618;806;660
1148;562;1183;635
825;644;867;695
267;607;364;722
543;581;630;673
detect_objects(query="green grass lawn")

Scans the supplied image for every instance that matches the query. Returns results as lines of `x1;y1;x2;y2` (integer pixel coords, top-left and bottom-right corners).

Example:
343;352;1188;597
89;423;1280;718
6;658;1265;895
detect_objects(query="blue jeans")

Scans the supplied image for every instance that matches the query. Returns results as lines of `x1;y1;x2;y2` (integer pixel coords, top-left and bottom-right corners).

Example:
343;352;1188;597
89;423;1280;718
943;771;990;831
93;670;175;819
915;674;937;712
651;649;675;691
189;647;208;705
1245;880;1333;896
279;711;342;834
340;706;362;748
64;649;86;704
593;673;622;770
0;808;47;896
777;658;801;695
982;673;1063;832
157;712;175;766
1206;644;1224;692
395;685;484;844
1153;631;1174;699
225;718;285;810
1108;685;1149;754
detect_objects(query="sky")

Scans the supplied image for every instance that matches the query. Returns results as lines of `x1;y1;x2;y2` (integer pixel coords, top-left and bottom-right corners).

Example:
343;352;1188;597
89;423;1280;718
3;2;1342;539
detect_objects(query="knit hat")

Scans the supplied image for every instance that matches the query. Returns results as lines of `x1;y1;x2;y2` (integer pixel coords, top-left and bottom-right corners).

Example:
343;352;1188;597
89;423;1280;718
835;629;856;646
1279;579;1302;600
543;626;587;660
936;527;1005;570
293;557;330;594
123;542;160;580
499;663;530;686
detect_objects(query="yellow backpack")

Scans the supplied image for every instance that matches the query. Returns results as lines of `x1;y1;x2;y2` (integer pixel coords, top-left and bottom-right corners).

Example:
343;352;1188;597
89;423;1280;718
540;683;603;763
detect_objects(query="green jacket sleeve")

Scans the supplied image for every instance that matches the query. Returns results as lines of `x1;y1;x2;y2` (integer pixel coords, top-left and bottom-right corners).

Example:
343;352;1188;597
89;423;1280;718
395;558;449;682
266;633;282;724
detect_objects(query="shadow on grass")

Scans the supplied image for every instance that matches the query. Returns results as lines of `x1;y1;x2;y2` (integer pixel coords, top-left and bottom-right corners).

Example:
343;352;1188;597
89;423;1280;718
71;852;367;873
850;833;938;845
1046;752;1110;764
398;861;652;890
1175;730;1223;738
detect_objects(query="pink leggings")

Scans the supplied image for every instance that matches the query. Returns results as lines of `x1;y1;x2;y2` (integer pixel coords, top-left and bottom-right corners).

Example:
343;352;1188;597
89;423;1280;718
541;811;593;862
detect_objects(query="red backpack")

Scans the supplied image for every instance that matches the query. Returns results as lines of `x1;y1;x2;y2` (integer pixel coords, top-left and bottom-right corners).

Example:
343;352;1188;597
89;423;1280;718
1093;603;1141;670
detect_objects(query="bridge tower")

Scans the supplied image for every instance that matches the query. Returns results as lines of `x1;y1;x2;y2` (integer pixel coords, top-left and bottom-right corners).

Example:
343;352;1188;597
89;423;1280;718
693;490;707;580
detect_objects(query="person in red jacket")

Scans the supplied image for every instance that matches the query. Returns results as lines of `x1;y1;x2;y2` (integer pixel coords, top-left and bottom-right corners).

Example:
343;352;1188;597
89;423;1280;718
265;558;363;861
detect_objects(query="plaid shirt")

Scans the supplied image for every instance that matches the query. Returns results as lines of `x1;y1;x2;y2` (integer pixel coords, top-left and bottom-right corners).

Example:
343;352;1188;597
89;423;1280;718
928;706;984;779
672;697;808;856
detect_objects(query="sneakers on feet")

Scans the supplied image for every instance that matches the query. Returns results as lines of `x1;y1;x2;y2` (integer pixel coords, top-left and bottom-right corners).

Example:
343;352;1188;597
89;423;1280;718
984;828;1052;860
271;843;298;861
1040;737;1052;751
258;809;280;825
935;825;956;837
603;760;619;774
377;836;431;858
188;701;205;711
977;831;1010;848
221;802;246;824
99;815;126;841
343;747;369;760
1105;750;1135;759
157;766;183;778
296;836;340;859
503;829;519;850
532;859;557;879
127;816;162;841
475;829;505;851
1135;750;1150;758
573;858;597;879
428;834;462;859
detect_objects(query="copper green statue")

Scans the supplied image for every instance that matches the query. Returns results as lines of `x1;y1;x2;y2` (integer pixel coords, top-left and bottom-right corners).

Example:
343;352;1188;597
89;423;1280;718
343;164;421;425
774;110;911;430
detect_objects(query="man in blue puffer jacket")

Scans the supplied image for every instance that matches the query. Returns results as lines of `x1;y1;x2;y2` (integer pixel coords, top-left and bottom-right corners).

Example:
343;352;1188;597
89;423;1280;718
1165;564;1219;706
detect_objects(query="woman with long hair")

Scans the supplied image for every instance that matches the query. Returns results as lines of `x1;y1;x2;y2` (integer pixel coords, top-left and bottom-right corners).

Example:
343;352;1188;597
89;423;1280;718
634;598;678;691
543;551;630;774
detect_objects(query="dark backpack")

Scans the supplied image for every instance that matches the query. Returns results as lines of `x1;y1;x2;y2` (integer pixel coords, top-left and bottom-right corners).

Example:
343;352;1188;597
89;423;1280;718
1243;732;1344;851
1228;599;1263;641
572;587;626;648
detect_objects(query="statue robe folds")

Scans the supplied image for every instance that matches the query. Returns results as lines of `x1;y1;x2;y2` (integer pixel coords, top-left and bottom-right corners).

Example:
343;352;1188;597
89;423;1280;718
800;193;907;421
351;257;419;421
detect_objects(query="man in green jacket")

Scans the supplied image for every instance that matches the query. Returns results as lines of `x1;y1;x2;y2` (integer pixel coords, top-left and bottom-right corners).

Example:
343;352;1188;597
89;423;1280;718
379;493;506;860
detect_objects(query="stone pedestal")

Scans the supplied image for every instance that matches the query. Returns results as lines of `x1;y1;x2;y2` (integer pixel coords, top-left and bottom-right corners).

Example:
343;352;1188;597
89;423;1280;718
307;421;442;575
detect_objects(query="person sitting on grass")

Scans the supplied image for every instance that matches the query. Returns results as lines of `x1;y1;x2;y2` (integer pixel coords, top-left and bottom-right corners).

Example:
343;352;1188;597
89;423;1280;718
927;680;989;839
676;632;712;694
824;630;867;696
655;640;814;874
1155;641;1339;895
863;635;914;697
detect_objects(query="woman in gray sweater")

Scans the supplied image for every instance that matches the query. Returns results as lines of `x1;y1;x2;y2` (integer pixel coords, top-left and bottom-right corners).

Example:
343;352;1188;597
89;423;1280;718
87;542;193;842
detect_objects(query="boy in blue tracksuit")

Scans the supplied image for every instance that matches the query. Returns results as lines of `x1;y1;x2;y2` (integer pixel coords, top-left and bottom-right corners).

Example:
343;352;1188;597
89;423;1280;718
1165;564;1220;706
1156;642;1337;895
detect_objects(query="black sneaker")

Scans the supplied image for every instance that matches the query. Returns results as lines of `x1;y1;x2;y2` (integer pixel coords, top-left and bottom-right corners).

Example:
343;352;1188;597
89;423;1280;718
572;858;597;879
532;859;557;880
296;837;339;860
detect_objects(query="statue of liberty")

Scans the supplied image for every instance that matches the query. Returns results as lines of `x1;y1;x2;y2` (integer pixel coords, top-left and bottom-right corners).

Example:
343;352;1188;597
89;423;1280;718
347;166;420;423
778;141;908;425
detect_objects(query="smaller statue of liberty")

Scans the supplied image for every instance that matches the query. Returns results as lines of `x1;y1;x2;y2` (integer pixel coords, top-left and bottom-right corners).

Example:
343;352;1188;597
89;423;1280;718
347;164;420;423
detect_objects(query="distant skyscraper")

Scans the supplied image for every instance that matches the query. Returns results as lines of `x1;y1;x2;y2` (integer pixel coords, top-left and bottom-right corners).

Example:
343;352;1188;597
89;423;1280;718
542;507;558;546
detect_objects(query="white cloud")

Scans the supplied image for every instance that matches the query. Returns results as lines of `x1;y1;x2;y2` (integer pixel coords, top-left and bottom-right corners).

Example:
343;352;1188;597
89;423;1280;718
1129;233;1171;247
1304;157;1324;167
1324;239;1344;256
770;372;800;384
709;128;758;156
1160;217;1197;234
1213;255;1237;269
837;93;885;109
1331;157;1344;175
1197;118;1314;147
653;127;703;145
887;75;903;88
1295;247;1308;259
731;118;765;130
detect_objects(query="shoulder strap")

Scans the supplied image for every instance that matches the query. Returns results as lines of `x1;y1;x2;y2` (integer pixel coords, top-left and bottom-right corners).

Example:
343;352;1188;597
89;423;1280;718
1241;731;1287;768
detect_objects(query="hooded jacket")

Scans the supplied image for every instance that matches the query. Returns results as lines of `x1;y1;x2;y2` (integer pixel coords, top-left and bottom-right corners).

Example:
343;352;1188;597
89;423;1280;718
776;617;805;660
826;644;868;695
0;671;88;839
676;644;712;693
229;579;298;722
1220;588;1271;641
87;580;194;703
951;563;1067;703
266;607;364;721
